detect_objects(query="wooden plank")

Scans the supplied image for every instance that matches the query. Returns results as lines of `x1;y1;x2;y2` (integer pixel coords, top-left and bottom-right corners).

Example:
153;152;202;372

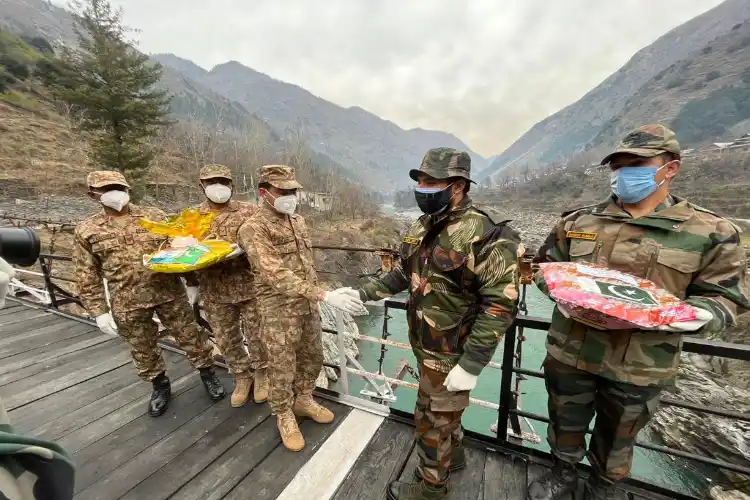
0;337;119;387
222;402;352;500
0;319;94;360
448;445;487;500
74;395;243;500
397;447;420;481
483;452;528;500
0;303;29;317
3;348;132;410
0;314;67;343
10;351;188;434
71;381;218;492
168;416;282;500
26;356;194;441
0;308;55;328
278;409;385;500
332;419;415;500
116;404;273;500
58;371;201;454
0;331;112;377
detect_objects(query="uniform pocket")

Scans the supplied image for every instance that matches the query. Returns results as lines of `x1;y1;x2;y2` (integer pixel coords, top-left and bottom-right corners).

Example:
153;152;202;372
568;239;598;262
275;239;298;255
650;247;702;296
419;308;463;353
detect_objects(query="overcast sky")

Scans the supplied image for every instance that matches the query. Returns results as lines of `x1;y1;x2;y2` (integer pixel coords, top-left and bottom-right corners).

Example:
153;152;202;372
53;0;724;156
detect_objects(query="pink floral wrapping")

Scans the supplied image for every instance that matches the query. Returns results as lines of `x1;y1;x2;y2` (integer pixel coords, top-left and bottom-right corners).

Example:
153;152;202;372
539;262;698;330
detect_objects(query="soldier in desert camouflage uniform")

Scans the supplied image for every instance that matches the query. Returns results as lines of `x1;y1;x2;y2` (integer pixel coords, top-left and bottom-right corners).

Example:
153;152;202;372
73;171;225;418
528;125;750;500
237;165;366;452
344;148;522;500
184;164;269;408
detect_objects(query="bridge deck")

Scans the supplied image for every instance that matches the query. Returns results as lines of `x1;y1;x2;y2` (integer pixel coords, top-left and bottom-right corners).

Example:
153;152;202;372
0;300;670;500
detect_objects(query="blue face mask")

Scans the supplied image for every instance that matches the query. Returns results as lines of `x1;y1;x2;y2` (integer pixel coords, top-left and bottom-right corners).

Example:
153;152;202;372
610;165;666;204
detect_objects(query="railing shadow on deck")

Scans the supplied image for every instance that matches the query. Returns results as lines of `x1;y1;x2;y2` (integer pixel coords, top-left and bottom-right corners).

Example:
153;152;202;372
7;248;750;500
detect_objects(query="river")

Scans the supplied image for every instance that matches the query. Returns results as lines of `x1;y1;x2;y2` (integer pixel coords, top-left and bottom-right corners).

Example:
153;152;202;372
339;204;707;496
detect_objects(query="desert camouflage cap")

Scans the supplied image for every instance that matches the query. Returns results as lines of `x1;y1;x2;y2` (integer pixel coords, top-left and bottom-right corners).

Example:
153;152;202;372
199;163;233;181
258;164;303;190
86;170;130;189
601;124;681;165
409;147;475;183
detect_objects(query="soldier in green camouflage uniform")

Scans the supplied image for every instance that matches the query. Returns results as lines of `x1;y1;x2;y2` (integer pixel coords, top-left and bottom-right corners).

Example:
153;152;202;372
351;148;522;500
528;125;750;500
186;164;269;408
73;171;225;419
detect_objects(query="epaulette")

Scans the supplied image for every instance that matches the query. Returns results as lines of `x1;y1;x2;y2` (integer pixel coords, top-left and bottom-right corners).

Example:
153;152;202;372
689;202;743;233
472;206;512;226
560;204;598;218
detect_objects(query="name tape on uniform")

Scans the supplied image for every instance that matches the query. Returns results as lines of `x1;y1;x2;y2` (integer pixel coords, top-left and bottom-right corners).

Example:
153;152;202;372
402;236;420;245
566;231;598;241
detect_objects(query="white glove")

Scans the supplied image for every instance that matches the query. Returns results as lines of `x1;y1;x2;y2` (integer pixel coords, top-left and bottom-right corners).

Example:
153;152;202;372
658;307;713;333
226;243;245;259
186;286;199;306
335;287;362;299
95;313;118;335
323;290;369;316
443;364;478;392
0;256;15;309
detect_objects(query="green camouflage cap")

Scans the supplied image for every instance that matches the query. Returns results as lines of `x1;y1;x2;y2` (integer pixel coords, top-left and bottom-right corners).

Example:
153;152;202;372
199;163;233;181
601;124;681;165
258;164;303;190
409;147;475;183
86;170;130;189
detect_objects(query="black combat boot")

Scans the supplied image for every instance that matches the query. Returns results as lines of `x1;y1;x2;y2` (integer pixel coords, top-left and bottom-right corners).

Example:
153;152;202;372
199;368;225;401
526;458;578;500
149;373;171;417
387;479;447;500
584;474;629;500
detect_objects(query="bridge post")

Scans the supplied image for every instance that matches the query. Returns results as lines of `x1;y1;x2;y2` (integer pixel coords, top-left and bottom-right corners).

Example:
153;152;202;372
335;309;349;395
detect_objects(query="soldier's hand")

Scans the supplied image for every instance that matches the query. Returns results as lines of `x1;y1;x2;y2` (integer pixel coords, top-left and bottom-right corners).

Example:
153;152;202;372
226;243;245;259
443;364;478;392
95;313;118;335
322;290;369;316
186;286;199;306
335;287;361;299
658;307;713;333
0;256;14;309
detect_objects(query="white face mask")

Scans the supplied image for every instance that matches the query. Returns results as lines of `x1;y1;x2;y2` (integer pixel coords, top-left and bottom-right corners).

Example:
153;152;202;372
99;190;130;212
204;183;232;204
273;195;297;215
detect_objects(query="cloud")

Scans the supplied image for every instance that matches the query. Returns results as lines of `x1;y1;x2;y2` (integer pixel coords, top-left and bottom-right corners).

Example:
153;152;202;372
56;0;724;156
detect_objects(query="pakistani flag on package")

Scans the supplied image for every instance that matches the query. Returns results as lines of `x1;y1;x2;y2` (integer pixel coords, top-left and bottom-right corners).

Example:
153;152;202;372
539;262;700;330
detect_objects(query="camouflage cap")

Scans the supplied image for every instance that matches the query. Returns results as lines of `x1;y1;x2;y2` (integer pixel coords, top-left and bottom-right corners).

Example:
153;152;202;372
199;163;233;181
601;124;681;165
258;164;303;190
409;147;475;184
86;170;130;189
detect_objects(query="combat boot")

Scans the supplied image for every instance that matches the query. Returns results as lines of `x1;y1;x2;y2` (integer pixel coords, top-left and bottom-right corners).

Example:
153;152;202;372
584;474;628;500
277;410;305;451
414;443;466;481
526;458;578;500
387;479;447;500
231;373;253;408
149;374;171;417
293;394;334;423
254;368;269;403
199;368;225;401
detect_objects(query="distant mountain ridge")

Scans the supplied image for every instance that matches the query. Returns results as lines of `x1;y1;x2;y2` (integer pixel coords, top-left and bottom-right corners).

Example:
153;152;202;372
153;54;488;190
481;0;750;180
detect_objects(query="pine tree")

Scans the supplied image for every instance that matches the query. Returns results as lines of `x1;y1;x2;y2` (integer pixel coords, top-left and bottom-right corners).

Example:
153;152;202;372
51;0;172;196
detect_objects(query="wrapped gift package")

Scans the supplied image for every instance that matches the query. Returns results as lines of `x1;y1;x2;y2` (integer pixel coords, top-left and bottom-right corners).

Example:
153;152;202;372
139;208;234;273
539;262;699;330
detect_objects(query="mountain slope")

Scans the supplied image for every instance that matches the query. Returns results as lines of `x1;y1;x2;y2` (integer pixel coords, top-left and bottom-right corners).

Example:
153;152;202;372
153;55;488;190
483;0;750;179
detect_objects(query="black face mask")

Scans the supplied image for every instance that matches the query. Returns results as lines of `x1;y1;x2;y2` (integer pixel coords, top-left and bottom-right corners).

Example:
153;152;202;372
414;184;455;214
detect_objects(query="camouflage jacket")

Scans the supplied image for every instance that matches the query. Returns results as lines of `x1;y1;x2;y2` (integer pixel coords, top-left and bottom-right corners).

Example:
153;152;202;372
0;397;75;499
193;200;258;304
359;197;522;376
535;194;750;386
237;203;324;316
73;205;185;316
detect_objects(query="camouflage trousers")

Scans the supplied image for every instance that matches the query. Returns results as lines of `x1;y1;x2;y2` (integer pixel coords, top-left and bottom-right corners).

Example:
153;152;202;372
261;312;324;414
543;355;662;481
202;298;267;375
112;299;215;381
414;363;469;486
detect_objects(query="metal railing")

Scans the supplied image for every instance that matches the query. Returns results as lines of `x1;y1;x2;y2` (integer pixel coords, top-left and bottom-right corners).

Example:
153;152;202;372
6;246;750;499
